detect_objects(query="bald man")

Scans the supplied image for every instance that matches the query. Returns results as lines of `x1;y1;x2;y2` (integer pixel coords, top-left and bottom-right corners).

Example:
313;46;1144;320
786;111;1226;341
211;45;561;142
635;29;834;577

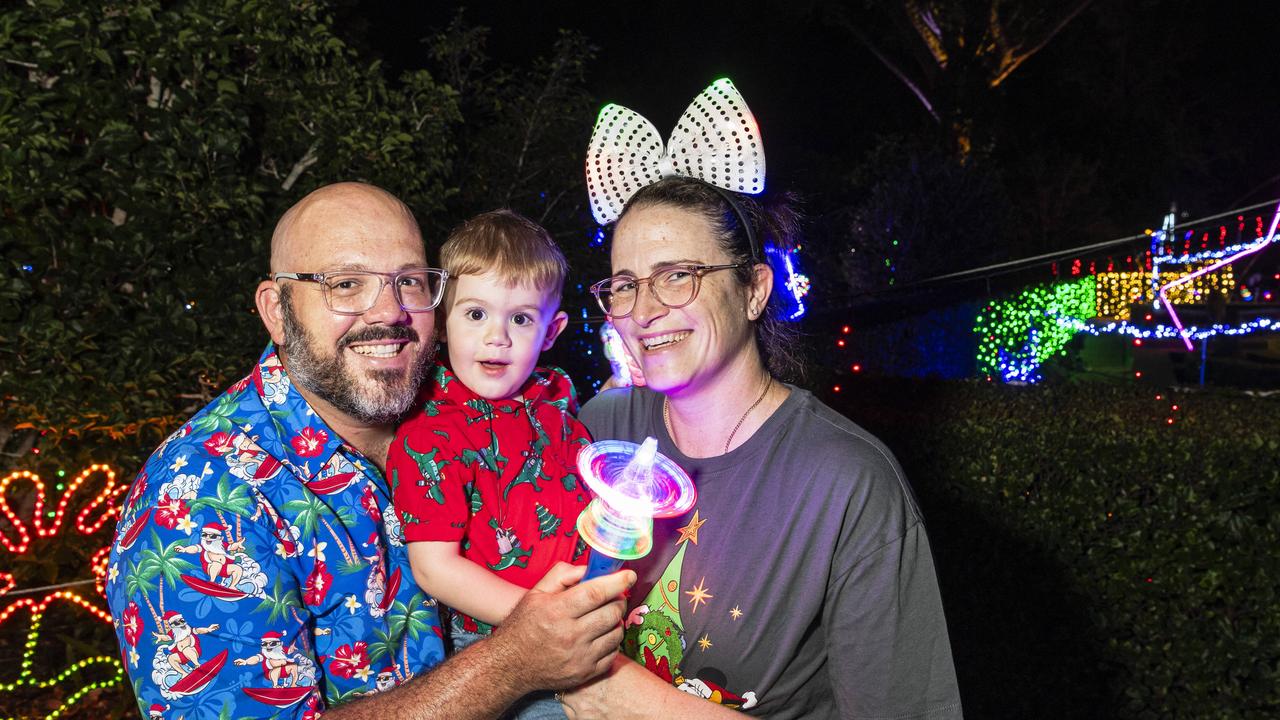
107;183;631;720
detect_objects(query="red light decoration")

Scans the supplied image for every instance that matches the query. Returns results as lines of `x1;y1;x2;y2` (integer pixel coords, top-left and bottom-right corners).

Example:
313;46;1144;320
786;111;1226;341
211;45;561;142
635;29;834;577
0;464;129;715
0;465;124;554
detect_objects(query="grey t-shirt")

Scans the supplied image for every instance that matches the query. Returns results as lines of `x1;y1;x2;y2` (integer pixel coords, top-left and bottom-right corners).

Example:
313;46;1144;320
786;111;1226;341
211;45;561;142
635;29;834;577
580;385;962;719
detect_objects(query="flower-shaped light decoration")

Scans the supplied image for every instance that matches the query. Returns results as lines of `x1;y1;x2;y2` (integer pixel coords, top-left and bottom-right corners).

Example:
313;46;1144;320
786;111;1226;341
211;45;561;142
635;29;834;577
0;464;129;718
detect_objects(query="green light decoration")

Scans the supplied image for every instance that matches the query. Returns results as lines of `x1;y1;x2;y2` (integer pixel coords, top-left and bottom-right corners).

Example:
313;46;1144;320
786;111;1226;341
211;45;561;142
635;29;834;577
0;592;125;719
1;465;128;718
975;277;1097;383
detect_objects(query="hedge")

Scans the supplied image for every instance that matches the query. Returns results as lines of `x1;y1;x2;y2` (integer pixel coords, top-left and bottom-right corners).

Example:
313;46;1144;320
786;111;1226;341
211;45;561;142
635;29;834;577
831;378;1280;719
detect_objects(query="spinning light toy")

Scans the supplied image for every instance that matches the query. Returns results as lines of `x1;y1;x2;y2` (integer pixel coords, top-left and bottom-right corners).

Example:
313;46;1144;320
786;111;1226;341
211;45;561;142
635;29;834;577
576;437;696;579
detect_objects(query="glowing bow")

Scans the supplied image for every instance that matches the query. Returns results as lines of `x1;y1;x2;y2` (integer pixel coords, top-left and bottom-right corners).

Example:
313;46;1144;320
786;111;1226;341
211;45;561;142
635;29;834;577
585;78;766;225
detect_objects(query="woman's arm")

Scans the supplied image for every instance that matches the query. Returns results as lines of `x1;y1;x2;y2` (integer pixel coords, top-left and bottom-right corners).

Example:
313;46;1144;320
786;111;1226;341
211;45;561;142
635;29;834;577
560;656;741;720
407;541;527;626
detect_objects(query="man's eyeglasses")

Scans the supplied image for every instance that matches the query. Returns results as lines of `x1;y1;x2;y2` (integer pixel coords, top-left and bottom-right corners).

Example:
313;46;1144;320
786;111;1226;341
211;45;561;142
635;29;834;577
271;268;449;316
589;264;744;319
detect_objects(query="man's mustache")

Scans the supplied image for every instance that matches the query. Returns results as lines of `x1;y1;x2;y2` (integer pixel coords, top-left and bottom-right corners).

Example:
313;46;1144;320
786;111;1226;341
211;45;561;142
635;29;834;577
338;326;420;349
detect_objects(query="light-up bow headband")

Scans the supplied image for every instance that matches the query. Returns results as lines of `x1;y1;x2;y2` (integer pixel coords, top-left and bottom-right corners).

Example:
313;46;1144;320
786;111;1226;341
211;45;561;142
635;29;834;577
585;78;766;226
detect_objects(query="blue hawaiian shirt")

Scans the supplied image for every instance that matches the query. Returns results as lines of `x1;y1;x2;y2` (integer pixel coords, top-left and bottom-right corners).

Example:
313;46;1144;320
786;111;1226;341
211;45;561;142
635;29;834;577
106;345;444;720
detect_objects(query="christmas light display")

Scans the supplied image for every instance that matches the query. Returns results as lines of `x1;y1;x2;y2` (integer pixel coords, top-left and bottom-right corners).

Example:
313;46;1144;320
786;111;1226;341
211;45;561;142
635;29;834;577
974;278;1097;383
765;242;810;321
1159;204;1280;350
575;438;696;579
982;202;1280;383
1094;268;1235;320
1;465;128;718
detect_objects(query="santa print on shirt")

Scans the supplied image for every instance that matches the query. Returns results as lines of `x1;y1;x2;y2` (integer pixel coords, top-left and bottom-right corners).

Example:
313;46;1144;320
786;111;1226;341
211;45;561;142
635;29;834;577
389;365;592;633
106;346;444;720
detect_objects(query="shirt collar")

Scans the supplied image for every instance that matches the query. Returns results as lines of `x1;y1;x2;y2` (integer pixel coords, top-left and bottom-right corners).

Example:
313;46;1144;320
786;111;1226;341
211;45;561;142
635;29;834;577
250;343;347;479
429;363;573;410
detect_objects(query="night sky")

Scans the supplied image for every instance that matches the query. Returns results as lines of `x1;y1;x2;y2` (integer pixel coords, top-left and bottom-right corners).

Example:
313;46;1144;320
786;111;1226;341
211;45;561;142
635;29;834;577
359;1;1280;250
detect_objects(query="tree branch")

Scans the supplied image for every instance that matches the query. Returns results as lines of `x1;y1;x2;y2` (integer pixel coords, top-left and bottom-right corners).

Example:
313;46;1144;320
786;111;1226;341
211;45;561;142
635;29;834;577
841;17;940;122
904;0;949;68
281;141;320;191
989;0;1095;88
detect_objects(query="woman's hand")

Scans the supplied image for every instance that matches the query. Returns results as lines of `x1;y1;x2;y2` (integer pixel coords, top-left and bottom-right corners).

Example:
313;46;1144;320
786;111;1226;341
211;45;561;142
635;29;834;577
560;656;741;720
559;655;630;720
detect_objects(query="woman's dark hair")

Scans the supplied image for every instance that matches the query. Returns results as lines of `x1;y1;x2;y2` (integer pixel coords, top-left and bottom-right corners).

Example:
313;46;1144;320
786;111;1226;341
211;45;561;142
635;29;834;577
619;177;808;384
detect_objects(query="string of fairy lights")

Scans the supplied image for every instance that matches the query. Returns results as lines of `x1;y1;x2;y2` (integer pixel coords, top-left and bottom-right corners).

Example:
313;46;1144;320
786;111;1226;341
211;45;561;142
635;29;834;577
966;204;1280;384
0;465;128;718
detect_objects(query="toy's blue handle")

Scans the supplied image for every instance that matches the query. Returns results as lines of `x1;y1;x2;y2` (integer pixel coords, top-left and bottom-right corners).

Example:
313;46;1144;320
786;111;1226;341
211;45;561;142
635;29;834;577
583;548;624;581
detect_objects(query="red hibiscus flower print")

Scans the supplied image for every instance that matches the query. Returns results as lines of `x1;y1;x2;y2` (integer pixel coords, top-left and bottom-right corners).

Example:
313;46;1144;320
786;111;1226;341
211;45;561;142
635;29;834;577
302;693;322;720
303;560;333;606
203;431;236;456
122;601;143;647
124;472;148;513
153;496;189;530
291;427;329;458
328;641;370;679
360;484;379;520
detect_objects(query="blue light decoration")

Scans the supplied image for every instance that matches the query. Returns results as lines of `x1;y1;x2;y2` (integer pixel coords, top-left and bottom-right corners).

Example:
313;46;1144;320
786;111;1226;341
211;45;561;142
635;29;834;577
978;203;1280;383
765;242;809;321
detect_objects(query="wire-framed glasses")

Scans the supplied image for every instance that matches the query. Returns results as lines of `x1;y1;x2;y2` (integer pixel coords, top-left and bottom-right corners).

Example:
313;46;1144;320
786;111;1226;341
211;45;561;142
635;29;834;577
589;263;744;319
271;267;449;315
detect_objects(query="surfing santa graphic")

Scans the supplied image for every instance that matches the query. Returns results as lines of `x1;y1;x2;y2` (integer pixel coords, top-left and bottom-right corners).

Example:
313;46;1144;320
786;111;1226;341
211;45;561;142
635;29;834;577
155;611;220;677
177;522;245;589
235;631;299;688
375;666;397;692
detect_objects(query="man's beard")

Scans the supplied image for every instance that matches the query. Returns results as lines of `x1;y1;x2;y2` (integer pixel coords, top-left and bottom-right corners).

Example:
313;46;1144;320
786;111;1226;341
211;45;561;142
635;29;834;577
279;287;435;425
201;538;223;553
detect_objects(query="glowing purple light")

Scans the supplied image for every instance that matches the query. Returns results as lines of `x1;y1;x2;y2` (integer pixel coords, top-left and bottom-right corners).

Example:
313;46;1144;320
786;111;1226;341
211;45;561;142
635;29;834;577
1159;204;1280;351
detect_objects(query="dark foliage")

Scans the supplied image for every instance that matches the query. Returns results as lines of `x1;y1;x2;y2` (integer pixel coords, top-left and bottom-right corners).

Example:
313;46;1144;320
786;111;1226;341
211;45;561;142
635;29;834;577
831;377;1280;718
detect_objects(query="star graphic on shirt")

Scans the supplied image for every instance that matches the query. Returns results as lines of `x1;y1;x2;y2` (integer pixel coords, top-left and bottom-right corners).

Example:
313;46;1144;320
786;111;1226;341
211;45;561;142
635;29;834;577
697;634;713;651
676;510;706;546
169;454;189;473
686;577;713;614
730;605;743;621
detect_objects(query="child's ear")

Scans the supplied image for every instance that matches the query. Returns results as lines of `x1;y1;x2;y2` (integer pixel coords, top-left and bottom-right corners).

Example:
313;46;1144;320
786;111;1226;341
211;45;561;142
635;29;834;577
541;310;569;351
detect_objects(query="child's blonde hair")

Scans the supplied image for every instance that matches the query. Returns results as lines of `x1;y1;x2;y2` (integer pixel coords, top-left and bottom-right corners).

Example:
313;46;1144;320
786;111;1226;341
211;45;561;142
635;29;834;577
439;210;568;310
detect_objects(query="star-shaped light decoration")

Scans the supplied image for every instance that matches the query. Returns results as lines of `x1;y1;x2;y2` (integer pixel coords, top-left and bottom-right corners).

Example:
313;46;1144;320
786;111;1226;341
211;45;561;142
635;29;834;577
697;634;712;651
675;510;706;546
685;577;713;614
730;605;742;621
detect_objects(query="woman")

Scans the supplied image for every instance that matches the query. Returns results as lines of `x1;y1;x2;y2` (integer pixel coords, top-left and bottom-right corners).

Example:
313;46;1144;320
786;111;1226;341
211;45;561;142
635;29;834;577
563;81;962;719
